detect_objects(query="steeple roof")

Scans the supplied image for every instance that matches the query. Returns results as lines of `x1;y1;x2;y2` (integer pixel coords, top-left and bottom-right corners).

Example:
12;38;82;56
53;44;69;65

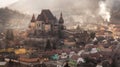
59;12;64;24
31;14;36;22
37;9;56;22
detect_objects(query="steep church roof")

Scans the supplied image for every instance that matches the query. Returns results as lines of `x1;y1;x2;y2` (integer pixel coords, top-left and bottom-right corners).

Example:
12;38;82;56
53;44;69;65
37;14;45;21
37;9;56;22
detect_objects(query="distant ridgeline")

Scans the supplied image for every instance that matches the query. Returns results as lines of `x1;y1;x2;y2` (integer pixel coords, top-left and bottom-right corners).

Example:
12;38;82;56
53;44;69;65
0;7;30;31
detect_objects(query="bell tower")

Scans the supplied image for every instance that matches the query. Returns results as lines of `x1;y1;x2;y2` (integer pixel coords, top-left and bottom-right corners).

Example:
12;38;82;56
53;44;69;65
59;12;64;24
59;12;64;30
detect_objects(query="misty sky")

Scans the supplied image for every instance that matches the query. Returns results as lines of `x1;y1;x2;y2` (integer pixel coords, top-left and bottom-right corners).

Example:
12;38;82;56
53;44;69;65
0;0;120;29
0;0;118;15
0;0;101;13
0;0;18;8
0;0;115;15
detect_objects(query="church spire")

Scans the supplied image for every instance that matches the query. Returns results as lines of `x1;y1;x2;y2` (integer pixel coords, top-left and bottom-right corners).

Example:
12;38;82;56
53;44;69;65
59;12;64;24
31;14;36;22
76;25;80;30
60;12;62;17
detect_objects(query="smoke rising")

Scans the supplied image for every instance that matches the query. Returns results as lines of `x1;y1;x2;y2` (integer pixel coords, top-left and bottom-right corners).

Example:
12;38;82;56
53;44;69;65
99;0;111;22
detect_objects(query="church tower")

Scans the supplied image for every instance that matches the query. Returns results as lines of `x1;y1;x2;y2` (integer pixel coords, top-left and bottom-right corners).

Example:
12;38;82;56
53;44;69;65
29;14;36;29
58;12;65;39
59;12;64;24
59;12;64;30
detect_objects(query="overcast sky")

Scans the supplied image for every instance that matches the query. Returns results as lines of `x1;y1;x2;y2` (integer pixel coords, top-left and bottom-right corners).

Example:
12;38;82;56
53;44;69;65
0;0;18;8
0;0;100;13
0;0;119;28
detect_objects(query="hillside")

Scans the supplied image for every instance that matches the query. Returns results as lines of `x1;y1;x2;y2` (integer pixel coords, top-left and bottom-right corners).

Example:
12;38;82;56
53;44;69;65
0;7;30;31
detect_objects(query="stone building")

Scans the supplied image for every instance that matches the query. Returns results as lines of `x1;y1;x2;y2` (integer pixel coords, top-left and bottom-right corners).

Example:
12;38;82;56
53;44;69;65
28;9;65;38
